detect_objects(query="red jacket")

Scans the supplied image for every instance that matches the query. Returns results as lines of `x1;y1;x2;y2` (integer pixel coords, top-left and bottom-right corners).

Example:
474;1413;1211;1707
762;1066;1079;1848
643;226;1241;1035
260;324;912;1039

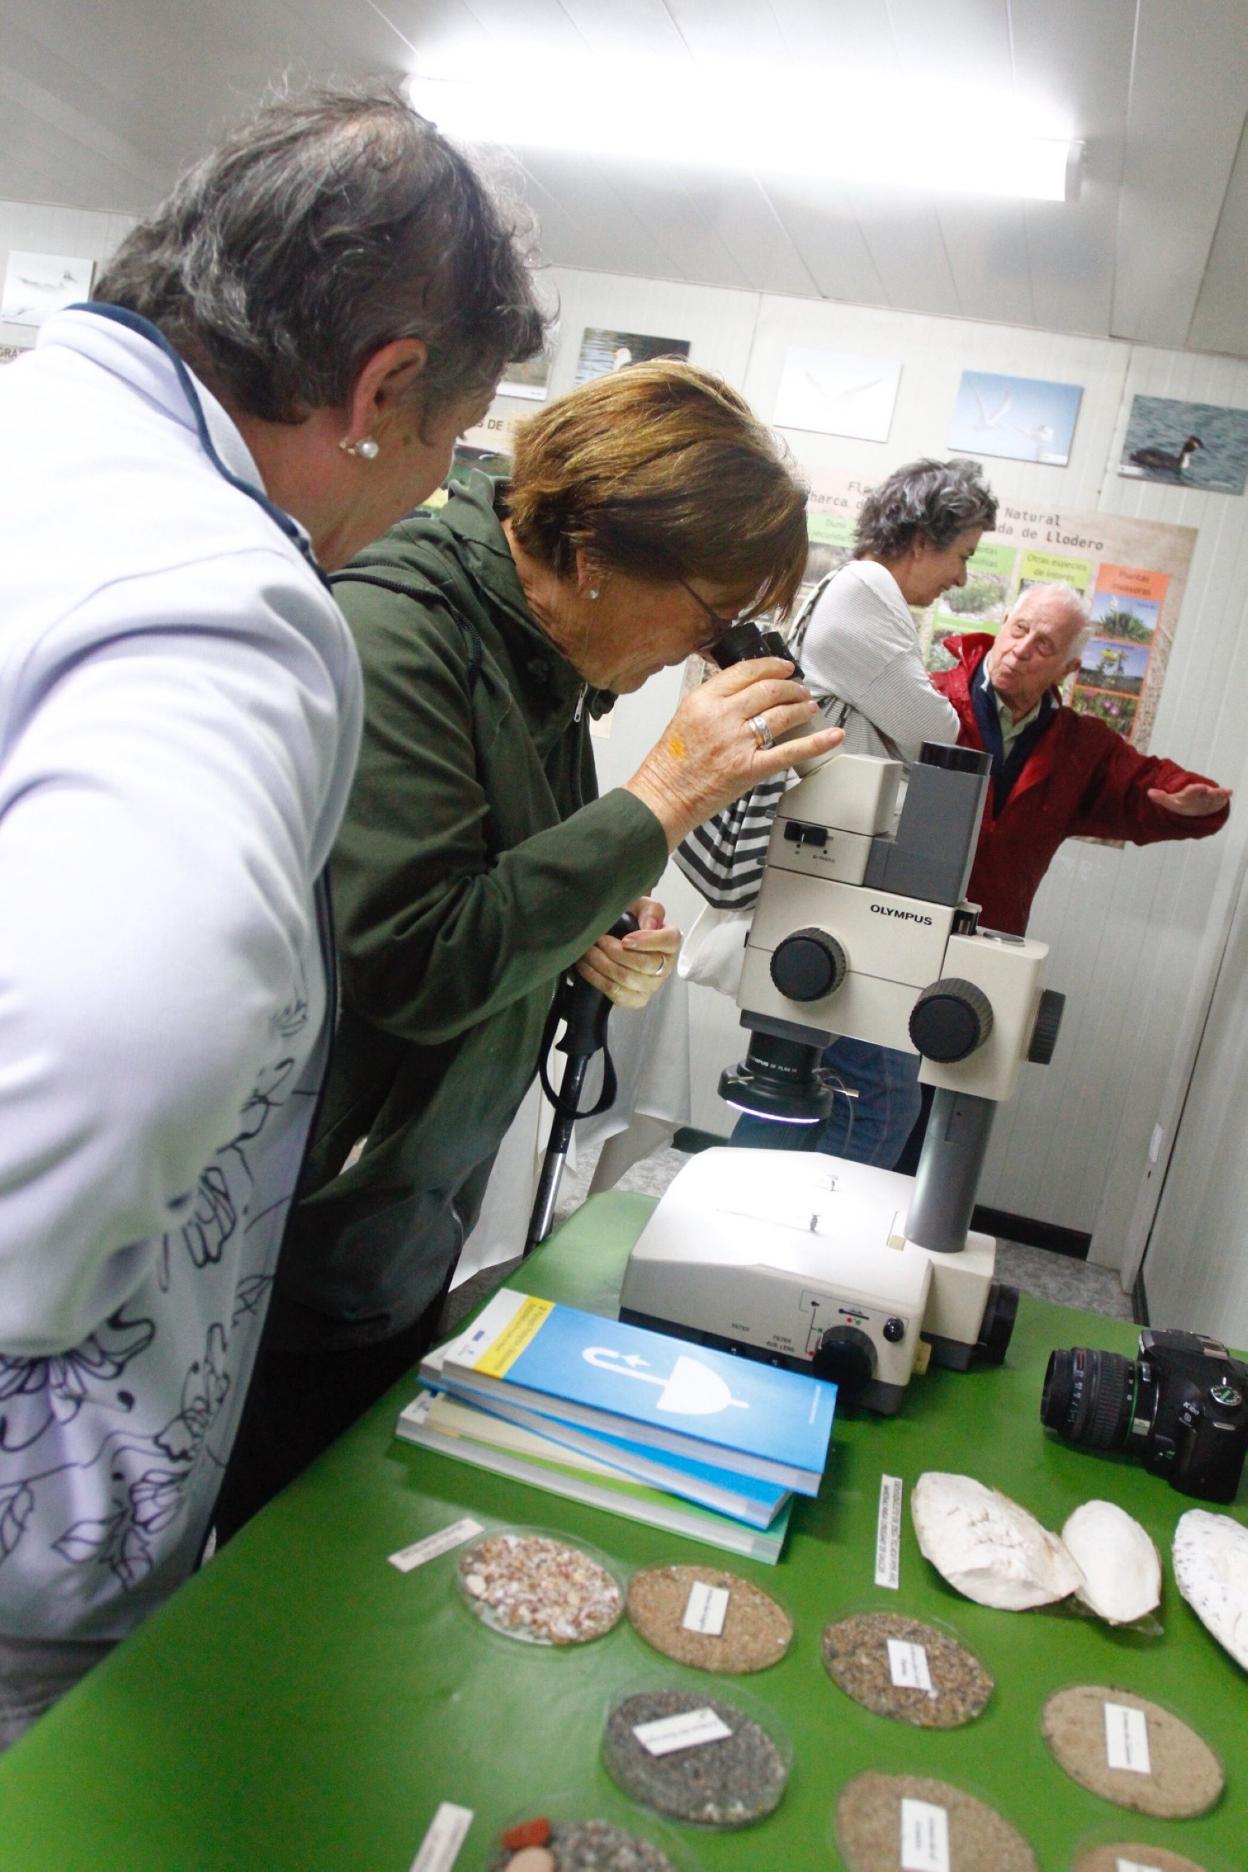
932;633;1229;935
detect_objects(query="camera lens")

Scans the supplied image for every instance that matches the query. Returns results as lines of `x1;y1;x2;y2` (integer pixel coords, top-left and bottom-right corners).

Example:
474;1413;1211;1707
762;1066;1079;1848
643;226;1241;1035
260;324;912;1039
1041;1346;1137;1450
708;620;804;681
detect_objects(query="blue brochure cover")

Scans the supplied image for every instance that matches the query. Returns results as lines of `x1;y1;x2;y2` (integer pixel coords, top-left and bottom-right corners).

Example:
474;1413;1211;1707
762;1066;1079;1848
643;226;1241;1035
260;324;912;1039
432;1290;836;1496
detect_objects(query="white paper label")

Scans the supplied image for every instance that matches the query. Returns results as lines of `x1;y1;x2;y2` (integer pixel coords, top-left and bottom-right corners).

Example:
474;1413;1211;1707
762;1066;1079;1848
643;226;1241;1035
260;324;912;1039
1116;1859;1163;1872
682;1581;730;1636
900;1797;950;1872
388;1517;483;1574
1104;1700;1152;1774
633;1707;734;1756
887;1638;934;1691
409;1801;473;1871
875;1473;903;1588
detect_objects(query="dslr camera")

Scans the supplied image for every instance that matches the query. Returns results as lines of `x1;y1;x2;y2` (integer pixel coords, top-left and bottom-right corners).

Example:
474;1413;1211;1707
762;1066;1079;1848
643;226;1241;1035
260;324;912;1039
1041;1328;1248;1503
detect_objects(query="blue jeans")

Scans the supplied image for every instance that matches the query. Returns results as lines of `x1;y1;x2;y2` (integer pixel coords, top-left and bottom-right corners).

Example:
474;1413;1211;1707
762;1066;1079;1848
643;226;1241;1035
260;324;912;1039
731;1037;921;1169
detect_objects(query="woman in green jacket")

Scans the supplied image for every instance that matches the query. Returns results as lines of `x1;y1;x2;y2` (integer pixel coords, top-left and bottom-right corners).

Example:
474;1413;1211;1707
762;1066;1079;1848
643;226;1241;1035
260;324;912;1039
216;360;840;1531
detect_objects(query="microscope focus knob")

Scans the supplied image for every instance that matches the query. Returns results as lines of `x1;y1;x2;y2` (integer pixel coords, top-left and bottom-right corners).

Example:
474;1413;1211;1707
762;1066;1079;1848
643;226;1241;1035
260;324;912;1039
770;927;847;1002
1027;988;1065;1064
811;1326;876;1397
909;977;994;1062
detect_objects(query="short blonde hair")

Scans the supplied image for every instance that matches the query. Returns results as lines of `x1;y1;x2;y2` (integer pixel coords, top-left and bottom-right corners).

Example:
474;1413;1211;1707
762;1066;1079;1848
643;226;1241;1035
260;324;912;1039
506;360;810;619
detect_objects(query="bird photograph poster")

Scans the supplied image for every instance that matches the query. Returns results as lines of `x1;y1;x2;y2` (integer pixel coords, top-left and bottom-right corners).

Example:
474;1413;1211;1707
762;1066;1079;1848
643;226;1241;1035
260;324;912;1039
573;327;691;386
1119;394;1248;495
772;347;902;442
947;369;1083;467
0;251;94;327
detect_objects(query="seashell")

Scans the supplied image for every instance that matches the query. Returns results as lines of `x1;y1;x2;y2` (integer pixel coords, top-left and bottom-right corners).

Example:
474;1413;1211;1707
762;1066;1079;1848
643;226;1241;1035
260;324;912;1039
1172;1508;1248;1669
1061;1500;1161;1625
911;1471;1083;1611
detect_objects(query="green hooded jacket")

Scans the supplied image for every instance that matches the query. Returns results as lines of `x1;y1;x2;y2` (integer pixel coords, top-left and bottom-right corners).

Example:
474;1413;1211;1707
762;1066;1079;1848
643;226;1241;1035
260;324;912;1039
266;473;668;1351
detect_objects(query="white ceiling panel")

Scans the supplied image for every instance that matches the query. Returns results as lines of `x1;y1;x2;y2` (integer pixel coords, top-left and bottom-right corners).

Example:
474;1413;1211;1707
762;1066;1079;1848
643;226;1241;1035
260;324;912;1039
0;0;1245;358
663;0;790;67
930;198;1035;329
574;158;755;290
767;0;898;70
1187;114;1248;357
886;0;1014;91
555;0;688;60
1111;0;1248;349
513;150;686;280
697;178;821;301
754;178;887;306
1009;0;1135;338
842;191;963;320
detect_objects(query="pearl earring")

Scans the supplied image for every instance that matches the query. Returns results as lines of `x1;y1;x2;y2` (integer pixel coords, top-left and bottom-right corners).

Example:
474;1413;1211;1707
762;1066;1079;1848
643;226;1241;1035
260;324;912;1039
589;588;600;601
339;436;380;461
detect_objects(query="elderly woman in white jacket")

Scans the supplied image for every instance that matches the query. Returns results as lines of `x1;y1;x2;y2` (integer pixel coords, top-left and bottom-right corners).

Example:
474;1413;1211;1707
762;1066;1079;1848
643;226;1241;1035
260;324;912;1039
728;456;998;1165
0;85;550;1745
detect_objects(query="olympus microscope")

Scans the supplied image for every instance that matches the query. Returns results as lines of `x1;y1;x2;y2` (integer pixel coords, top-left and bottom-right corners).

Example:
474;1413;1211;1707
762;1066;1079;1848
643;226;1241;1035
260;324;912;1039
620;740;1064;1413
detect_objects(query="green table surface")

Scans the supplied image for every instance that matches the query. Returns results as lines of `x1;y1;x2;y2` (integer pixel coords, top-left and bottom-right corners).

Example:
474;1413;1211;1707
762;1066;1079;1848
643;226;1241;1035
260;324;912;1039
1;1193;1243;1871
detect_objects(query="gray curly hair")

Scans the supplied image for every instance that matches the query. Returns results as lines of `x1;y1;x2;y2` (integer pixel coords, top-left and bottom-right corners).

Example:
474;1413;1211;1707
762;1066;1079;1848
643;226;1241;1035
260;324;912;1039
854;457;998;560
95;83;547;427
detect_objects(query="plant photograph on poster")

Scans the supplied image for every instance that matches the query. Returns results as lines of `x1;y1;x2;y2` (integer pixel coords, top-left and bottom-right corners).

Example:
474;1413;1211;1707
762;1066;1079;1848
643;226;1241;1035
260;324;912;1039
1091;589;1160;644
573;326;691;385
1120;393;1248;494
948;369;1083;465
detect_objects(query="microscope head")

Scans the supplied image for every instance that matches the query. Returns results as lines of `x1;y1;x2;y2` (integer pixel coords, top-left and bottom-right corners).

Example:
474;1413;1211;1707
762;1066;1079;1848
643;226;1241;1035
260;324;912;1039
720;742;1063;1250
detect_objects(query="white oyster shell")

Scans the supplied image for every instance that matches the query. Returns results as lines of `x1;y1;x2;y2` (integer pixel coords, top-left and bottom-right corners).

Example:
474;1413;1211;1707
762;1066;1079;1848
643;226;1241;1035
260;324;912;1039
912;1471;1083;1610
1060;1499;1161;1624
1173;1508;1248;1669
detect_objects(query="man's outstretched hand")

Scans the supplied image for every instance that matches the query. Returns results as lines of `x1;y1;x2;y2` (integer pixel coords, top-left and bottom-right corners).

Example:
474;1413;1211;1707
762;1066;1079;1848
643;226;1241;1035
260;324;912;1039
1147;783;1232;818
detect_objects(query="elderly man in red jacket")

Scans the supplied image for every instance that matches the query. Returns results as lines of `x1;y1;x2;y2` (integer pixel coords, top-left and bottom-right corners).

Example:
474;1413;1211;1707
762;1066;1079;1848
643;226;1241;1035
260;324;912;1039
932;581;1230;934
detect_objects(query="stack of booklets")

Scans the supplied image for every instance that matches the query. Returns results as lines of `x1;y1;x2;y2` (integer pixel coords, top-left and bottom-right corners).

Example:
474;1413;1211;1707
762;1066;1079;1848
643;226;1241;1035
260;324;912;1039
396;1289;837;1565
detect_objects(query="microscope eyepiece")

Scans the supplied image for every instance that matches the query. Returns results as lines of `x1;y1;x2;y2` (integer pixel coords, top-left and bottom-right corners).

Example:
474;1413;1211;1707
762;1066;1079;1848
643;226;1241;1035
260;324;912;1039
707;619;804;681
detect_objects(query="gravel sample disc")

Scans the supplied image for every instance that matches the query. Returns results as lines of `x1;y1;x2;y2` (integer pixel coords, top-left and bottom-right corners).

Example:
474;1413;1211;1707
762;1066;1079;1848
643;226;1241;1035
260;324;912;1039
603;1687;789;1828
1072;1845;1215;1872
837;1772;1037;1872
1042;1686;1223;1819
456;1530;623;1646
627;1565;793;1673
489;1818;679;1871
821;1610;992;1727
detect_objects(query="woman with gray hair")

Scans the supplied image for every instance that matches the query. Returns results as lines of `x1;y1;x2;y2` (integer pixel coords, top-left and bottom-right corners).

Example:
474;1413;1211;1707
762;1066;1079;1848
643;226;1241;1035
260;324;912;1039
729;455;998;1166
0;83;542;1743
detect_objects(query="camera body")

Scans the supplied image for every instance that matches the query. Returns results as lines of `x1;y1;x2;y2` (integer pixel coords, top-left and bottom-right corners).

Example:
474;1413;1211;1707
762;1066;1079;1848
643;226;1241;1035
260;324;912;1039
1042;1328;1248;1503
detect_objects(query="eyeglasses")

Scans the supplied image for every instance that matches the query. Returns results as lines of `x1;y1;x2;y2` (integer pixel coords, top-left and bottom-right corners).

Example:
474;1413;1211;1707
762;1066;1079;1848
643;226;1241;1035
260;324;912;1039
676;576;746;646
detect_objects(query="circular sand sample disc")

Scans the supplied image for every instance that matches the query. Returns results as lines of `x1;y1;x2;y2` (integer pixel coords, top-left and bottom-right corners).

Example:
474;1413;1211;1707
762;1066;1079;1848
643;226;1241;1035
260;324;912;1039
457;1531;623;1646
1073;1845;1214;1872
627;1565;793;1673
837;1772;1036;1872
489;1818;679;1871
603;1688;789;1828
1042;1686;1223;1819
822;1610;992;1727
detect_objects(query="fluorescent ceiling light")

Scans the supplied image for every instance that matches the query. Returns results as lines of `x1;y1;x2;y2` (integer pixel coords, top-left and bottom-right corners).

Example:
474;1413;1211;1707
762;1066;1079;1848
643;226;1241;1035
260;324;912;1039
407;56;1082;203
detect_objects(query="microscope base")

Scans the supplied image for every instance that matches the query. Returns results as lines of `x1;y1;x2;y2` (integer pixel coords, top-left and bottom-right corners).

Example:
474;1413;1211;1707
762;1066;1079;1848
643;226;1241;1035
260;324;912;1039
618;1147;1013;1413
